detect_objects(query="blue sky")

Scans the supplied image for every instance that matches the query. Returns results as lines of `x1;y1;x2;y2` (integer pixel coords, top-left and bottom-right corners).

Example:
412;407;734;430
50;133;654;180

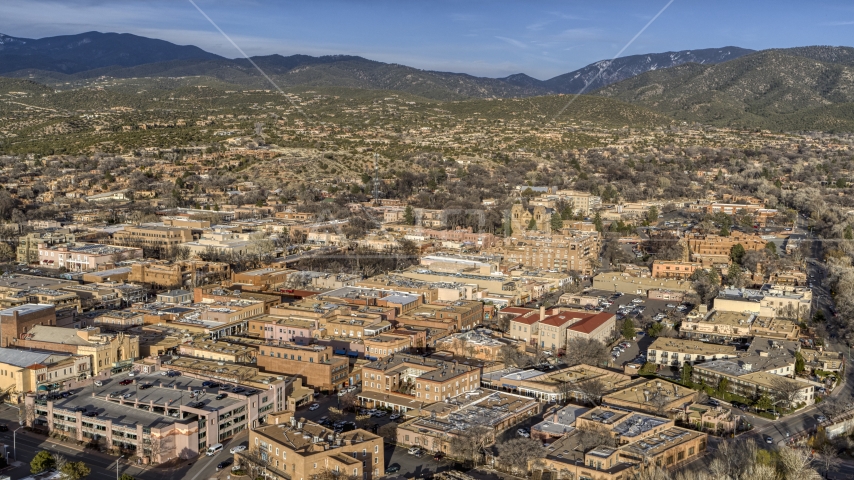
2;0;854;79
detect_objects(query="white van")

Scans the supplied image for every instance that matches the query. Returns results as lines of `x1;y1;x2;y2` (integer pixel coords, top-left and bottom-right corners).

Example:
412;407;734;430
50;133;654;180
206;443;223;456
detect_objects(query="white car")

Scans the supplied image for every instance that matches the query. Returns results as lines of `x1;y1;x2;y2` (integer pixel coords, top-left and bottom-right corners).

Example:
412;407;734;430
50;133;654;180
128;372;136;377
408;447;422;455
309;403;320;411
389;413;401;421
517;429;530;437
229;445;247;454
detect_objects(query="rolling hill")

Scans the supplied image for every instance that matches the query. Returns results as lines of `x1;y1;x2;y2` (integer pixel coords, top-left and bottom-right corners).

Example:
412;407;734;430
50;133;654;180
594;49;854;131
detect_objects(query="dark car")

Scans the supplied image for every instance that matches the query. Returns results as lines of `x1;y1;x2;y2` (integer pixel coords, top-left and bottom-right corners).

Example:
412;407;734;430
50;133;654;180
434;452;444;461
386;465;400;473
208;382;220;388
216;393;228;400
84;411;99;417
0;424;8;432
232;387;245;393
217;459;233;470
139;383;153;390
202;381;213;387
119;379;133;385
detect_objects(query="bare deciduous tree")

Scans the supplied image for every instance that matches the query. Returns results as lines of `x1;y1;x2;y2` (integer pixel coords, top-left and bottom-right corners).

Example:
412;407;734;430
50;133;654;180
495;437;545;475
564;337;608;367
448;425;492;467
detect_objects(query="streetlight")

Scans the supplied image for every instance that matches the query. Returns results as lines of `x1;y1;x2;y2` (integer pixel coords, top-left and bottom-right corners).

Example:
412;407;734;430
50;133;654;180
13;426;23;461
116;455;124;480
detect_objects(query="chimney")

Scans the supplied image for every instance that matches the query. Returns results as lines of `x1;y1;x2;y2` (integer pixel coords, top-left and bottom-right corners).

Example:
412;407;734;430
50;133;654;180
540;306;545;321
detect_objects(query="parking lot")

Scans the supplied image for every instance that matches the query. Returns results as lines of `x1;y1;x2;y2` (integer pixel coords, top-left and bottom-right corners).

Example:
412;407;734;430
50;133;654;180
580;290;692;365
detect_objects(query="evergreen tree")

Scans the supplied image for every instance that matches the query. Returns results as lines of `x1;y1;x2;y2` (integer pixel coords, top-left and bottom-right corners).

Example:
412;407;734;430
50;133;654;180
795;351;805;374
730;243;746;264
527;217;537;230
550;214;564;231
764;241;777;256
593;212;603;233
403;205;415;225
30;450;54;474
681;362;694;385
621;318;636;340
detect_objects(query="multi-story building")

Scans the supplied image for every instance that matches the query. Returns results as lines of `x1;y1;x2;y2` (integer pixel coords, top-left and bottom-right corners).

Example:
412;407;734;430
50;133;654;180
14;326;139;375
646;338;738;368
537;407;707;478
395;389;540;454
37;242;143;272
503;232;599;275
242;411;384;480
536;310;613;352
0;348;90;403
231;267;295;291
130;260;231;289
364;334;412;360
693;362;814;407
679;307;755;341
0;304;57;347
111;224;193;251
27;360;294;463
179;338;257;363
651;260;702;280
358;354;480;413
554;190;602;216
17;230;81;264
714;286;813;320
686;232;767;256
396;300;483;332
256;343;349;391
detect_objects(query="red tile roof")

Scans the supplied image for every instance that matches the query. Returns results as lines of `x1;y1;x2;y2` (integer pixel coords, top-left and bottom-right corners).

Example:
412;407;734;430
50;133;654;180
568;313;615;334
500;307;534;315
511;313;541;325
540;311;589;327
510;308;562;325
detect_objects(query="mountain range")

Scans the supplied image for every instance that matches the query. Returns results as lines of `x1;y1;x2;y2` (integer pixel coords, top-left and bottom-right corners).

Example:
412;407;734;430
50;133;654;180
0;31;754;100
3;31;854;131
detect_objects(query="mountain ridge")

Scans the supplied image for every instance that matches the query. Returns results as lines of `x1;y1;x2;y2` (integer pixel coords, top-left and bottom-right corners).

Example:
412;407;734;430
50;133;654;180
0;31;754;100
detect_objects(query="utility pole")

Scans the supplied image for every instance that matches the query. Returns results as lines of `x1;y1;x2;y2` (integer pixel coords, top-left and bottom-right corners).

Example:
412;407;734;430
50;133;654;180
373;153;380;206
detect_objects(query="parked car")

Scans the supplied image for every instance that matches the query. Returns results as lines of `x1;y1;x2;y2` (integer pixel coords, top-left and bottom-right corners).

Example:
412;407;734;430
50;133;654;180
517;428;530;437
386;465;401;473
766;436;774;444
817;415;828;423
217;459;233;470
631;298;644;304
216;393;228;400
408;447;422;455
139;383;153;390
122;393;133;399
389;413;401;421
0;424;8;432
119;379;133;386
229;445;247;454
232;387;245;393
84;411;99;417
434;452;445;461
309;403;320;411
94;380;103;387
